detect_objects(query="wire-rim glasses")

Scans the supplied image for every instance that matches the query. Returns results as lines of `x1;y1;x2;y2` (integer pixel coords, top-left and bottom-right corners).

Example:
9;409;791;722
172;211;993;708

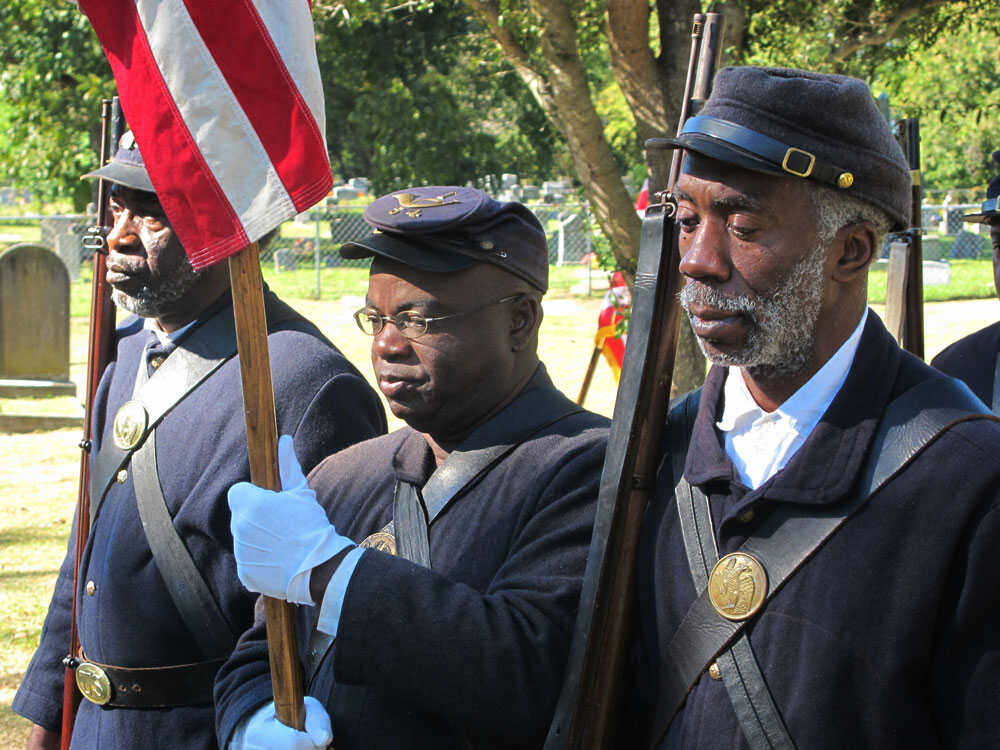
353;293;524;339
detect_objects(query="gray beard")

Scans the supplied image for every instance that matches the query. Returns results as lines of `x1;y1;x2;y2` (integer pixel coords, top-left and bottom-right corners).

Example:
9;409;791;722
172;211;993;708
112;258;202;319
680;239;828;379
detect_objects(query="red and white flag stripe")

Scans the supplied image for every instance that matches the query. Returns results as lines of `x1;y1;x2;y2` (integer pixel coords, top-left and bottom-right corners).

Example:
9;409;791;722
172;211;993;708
79;0;332;269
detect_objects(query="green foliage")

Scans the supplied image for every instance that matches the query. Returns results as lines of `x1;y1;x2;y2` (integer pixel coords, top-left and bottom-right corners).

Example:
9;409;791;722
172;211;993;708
875;7;1000;191
314;1;563;192
0;1;113;209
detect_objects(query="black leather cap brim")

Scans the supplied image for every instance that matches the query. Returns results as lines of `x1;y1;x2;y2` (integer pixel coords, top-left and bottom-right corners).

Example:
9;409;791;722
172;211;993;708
666;133;789;179
81;160;155;193
962;212;998;225
340;232;479;273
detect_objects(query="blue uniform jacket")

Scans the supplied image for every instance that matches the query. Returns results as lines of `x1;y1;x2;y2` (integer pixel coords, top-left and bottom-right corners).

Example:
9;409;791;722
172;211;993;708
931;319;1000;408
13;289;386;749
633;312;1000;749
214;367;609;749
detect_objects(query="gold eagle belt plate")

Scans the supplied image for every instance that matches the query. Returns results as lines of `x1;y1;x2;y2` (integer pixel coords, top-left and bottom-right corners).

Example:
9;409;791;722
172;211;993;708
359;530;397;556
76;661;112;705
708;552;768;621
112;400;148;450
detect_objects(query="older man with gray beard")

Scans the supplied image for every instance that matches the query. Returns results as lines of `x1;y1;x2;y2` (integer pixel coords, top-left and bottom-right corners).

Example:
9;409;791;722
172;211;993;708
14;132;385;750
632;67;1000;750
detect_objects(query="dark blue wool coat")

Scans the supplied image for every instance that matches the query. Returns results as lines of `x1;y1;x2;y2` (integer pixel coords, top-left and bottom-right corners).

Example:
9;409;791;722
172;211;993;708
13;290;386;749
633;312;1000;749
931;319;1000;408
214;369;609;749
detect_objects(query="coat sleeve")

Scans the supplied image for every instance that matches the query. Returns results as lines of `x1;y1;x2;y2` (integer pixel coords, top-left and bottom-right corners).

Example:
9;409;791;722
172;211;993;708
928;423;1000;748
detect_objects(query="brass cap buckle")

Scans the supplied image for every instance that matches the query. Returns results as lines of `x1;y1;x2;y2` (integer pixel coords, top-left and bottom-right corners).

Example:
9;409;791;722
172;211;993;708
781;147;816;178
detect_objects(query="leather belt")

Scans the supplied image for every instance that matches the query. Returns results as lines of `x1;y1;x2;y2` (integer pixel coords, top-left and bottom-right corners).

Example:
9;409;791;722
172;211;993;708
74;656;225;708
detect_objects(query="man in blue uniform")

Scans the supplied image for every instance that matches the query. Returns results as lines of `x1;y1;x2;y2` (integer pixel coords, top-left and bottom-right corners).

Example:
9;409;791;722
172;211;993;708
214;186;610;749
632;68;1000;749
14;133;386;750
931;151;1000;412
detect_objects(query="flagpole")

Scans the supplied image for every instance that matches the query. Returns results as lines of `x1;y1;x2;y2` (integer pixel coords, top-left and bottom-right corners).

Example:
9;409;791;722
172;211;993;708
228;243;306;731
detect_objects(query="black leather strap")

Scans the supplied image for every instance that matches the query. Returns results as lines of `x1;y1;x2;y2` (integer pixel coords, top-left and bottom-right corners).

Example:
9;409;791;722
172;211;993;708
133;428;236;658
77;655;225;708
649;376;993;748
387;380;583;567
680;115;851;188
392;480;432;568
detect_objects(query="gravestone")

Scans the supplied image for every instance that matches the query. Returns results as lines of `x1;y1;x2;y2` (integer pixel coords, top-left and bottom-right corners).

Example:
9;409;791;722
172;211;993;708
56;233;82;281
274;247;297;272
0;243;75;397
951;230;989;259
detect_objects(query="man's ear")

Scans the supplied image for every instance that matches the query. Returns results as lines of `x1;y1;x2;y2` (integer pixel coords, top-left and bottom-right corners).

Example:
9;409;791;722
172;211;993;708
831;222;878;283
509;294;542;352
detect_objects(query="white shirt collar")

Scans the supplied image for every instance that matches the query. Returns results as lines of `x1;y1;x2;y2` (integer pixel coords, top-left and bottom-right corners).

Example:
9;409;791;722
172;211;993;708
143;317;196;347
718;308;868;430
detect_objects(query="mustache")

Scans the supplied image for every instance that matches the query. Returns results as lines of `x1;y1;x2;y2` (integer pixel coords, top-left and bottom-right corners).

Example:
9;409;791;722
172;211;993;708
679;280;762;318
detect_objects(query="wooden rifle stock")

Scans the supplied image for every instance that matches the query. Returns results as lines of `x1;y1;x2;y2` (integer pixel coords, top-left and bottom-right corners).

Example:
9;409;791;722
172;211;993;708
62;97;122;749
544;15;724;749
900;118;924;358
228;247;306;731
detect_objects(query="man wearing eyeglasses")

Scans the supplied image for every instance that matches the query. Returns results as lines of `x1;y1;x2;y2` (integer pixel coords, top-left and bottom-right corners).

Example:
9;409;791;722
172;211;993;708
215;186;610;749
931;150;1000;413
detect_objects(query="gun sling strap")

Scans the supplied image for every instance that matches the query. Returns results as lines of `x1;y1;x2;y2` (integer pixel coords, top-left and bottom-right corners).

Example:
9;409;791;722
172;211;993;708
87;300;296;659
650;375;993;749
306;379;584;682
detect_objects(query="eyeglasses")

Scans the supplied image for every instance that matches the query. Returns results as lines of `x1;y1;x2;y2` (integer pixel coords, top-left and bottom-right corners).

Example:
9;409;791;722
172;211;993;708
353;294;523;339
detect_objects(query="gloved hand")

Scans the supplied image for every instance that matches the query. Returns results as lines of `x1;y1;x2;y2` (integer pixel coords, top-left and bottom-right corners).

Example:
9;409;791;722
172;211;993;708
228;434;353;604
229;696;333;750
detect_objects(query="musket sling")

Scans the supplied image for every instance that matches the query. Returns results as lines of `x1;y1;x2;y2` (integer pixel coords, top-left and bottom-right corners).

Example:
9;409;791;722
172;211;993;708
992;353;999;415
649;376;994;748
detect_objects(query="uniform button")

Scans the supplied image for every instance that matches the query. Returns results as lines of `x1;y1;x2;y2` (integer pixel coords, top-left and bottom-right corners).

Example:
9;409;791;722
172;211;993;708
85;580;97;596
116;469;128;484
736;508;755;523
708;662;722;680
150;356;165;369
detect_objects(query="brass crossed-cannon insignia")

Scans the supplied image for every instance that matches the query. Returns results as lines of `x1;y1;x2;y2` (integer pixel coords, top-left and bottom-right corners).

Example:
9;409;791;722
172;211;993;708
388;191;460;218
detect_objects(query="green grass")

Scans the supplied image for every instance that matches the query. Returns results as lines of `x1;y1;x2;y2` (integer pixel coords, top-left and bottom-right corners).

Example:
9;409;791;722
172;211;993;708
867;258;995;304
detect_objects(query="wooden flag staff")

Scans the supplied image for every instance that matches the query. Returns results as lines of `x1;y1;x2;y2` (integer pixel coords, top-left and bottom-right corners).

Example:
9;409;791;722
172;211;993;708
228;245;306;731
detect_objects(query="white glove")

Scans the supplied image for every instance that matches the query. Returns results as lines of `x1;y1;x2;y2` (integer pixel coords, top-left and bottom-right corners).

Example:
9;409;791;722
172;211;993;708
229;696;333;750
228;434;354;604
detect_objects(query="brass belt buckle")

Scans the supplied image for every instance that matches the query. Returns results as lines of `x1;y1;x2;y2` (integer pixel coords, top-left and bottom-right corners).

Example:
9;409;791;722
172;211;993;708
76;661;112;705
708;552;768;621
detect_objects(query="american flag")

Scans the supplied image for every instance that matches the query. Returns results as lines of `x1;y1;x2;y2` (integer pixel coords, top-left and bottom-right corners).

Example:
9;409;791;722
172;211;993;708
78;0;332;269
595;270;630;381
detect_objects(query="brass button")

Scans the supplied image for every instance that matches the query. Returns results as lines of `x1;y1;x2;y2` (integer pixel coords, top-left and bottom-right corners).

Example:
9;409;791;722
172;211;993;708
736;508;755;523
116;469;128;484
708;662;722;680
85;580;97;596
150;356;165;369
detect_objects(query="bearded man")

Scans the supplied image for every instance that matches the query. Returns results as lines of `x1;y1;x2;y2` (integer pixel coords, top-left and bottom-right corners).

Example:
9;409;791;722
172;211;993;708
632;67;1000;749
14;133;386;750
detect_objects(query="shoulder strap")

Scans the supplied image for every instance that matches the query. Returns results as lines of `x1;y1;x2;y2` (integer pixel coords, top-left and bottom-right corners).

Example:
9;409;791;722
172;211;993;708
132;427;236;657
649;376;994;748
388;383;584;568
88;307;240;526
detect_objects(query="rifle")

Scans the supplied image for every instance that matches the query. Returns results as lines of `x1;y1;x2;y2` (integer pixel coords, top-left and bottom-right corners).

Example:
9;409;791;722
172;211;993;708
61;96;122;749
544;13;724;749
897;118;924;358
